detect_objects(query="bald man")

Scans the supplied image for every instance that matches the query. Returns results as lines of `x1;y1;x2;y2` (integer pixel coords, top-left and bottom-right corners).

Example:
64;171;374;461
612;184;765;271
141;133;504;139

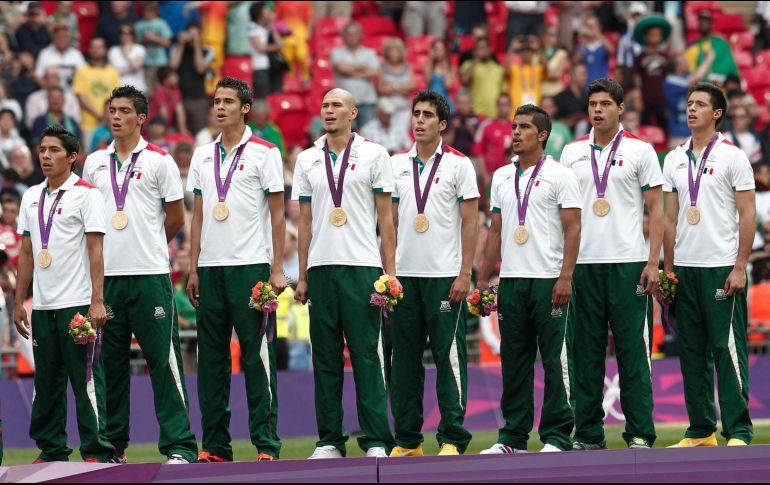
292;89;397;459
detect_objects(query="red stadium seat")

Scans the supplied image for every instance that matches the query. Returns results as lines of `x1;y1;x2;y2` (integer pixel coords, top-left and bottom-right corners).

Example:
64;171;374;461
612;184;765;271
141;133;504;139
311;16;347;51
735;50;754;70
750;86;770;107
638;125;667;153
222;56;253;91
756;49;770;67
73;1;100;53
684;1;722;17
457;35;475;52
362;35;389;53
730;32;755;52
266;93;305;113
267;94;312;148
314;36;345;61
743;67;770;90
357;15;397;37
407;35;436;56
712;12;747;36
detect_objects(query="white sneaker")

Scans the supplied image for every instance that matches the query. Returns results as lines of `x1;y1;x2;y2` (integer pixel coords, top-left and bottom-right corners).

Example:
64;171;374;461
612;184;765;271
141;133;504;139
308;446;344;459
166;454;189;464
365;447;388;458
480;443;527;454
540;444;564;453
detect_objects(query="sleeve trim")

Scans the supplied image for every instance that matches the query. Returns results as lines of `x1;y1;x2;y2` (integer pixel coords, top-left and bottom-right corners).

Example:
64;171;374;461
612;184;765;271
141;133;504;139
299;195;312;202
392;197;400;203
492;207;501;214
193;188;202;196
22;230;30;237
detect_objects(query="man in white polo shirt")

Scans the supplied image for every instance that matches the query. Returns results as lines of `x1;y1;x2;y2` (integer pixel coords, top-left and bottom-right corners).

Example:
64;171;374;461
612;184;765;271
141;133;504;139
83;85;197;464
292;88;397;459
14;125;116;463
559;78;663;450
663;82;755;447
477;105;582;453
389;90;478;457
187;77;286;462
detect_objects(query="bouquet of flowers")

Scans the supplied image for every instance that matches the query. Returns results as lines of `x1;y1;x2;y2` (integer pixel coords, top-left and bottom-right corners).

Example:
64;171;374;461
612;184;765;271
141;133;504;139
69;312;98;345
467;286;497;317
371;275;404;315
654;271;679;305
250;281;279;341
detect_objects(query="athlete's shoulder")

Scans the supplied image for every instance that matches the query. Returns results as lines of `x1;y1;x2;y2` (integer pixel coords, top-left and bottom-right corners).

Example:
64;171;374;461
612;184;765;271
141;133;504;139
566;134;590;146
247;135;277;150
145;143;168;156
444;145;467;158
74;178;97;189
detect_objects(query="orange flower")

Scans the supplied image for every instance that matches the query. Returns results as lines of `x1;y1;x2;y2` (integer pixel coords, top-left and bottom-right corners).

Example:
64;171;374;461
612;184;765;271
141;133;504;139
390;287;400;297
387;279;397;289
667;272;676;280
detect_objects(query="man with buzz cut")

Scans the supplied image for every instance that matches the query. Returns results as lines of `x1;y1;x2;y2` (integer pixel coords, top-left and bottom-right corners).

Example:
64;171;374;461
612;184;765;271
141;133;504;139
83;85;198;464
389;90;479;458
14;125;117;463
559;77;663;450
293;88;397;459
477;105;582;454
663;82;755;448
187;77;287;462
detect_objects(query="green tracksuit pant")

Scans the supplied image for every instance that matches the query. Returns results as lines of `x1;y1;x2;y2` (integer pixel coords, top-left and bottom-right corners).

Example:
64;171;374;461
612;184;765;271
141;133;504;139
390;276;472;453
103;274;198;462
30;306;116;462
197;264;280;459
674;265;753;443
496;278;575;451
307;265;394;456
572;262;656;447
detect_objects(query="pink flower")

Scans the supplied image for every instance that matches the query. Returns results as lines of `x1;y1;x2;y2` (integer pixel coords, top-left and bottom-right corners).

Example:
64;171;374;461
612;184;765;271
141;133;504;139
371;293;386;308
268;299;279;312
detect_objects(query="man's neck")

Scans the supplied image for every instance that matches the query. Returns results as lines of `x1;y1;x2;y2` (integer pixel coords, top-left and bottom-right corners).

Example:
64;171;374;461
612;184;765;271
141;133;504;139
221;124;246;153
49;111;63;120
91;59;106;67
326;129;353;154
115;131;142;159
416;137;441;161
593;123;621;148
48;172;70;191
691;126;717;152
518;149;544;170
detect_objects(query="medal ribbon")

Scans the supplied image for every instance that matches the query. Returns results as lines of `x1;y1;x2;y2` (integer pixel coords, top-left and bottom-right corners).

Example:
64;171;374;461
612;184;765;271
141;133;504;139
214;142;248;203
413;144;444;214
514;154;547;226
590;130;625;198
110;151;141;212
687;133;719;208
324;134;355;208
38;187;66;250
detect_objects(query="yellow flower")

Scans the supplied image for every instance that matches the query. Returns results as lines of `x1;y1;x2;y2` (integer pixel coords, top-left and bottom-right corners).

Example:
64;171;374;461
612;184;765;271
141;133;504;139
379;275;390;284
374;281;387;293
469;306;480;316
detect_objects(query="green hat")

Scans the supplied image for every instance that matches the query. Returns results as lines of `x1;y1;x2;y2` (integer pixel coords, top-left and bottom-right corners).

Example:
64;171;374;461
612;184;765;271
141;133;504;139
633;15;671;45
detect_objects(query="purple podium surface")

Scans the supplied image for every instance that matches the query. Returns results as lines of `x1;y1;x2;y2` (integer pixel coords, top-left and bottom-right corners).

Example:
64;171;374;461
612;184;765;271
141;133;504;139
45;463;161;483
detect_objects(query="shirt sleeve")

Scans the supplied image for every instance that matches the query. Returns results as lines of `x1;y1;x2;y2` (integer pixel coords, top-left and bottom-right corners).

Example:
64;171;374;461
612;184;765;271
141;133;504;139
81;188;107;234
556;168;583;209
489;171;502;213
455;156;480;201
389;157;401;201
258;146;285;195
662;151;677;193
371;145;395;193
82;154;95;184
158;154;185;202
729;148;756;192
186;148;202;195
637;141;664;191
16;192;30;236
290;156;312;201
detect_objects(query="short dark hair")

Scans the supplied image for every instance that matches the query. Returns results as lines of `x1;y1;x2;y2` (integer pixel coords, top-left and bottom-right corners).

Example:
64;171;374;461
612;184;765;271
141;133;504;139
0;109;16;121
687;82;728;128
40;124;80;157
109;85;149;116
250;1;266;23
514;104;552;149
157;66;173;84
412;90;451;123
215;77;253;121
47;85;64;96
588;77;625;106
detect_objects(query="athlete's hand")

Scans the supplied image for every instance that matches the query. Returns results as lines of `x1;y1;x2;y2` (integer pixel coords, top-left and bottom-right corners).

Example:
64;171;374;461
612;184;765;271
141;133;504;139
88;302;107;328
186;272;200;307
294;280;309;304
14;303;31;340
724;268;747;296
551;276;572;310
449;274;471;303
269;270;288;295
639;263;659;295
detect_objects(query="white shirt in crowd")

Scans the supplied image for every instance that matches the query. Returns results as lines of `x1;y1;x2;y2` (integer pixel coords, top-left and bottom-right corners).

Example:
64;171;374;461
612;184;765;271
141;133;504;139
108;44;148;93
34;46;86;87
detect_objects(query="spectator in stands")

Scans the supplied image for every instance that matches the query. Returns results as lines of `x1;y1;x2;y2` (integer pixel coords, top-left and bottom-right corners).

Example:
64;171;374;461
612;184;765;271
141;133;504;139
14;2;50;57
331;22;380;127
48;1;80;49
108;23;148;93
616;2;647;79
89;101;113;152
554;64;589;131
664;52;715;148
173;141;195;211
460;37;504;119
425;39;456;112
7;52;38;112
34;23;85;87
145;116;172;153
458;23;496;67
275;1;313;82
8;145;37;189
312;1;351;19
195;104;218;147
402;1;446;38
575;14;615;91
149;68;188;135
360;98;412;155
754;163;770;226
248;2;285;99
0;2;26;35
724;104;763;165
473;93;513;190
160;0;200;40
378;37;416;119
135;1;173;96
0;81;22;123
505;0;548;45
452;1;487;36
443;88;479;157
0;32;14;82
227;0;258;58
504;36;543;112
183;1;228;97
0;110;23;164
620;108;642;137
684;10;740;85
634;16;671;134
540;24;569;99
758;1;770;52
247;100;286;157
93;0;139;48
541;97;573;161
31;87;81;148
169;20;214;135
25;67;80;130
72;36;120;154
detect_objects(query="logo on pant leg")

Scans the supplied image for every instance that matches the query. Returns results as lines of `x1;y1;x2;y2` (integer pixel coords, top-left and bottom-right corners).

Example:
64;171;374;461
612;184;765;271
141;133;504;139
636;285;645;296
551;308;563;317
440;301;452;312
154;306;166;319
715;289;727;301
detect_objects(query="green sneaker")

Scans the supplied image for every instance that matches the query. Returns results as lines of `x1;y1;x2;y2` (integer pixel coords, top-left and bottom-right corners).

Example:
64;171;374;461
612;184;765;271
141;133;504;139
572;440;608;451
628;438;651;449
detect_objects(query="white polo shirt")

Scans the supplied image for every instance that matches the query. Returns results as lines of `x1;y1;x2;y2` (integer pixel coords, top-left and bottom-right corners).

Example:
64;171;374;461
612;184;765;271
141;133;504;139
662;133;755;267
17;173;107;310
291;133;395;270
559;125;664;264
490;156;582;278
84;137;184;276
187;126;284;267
391;141;479;277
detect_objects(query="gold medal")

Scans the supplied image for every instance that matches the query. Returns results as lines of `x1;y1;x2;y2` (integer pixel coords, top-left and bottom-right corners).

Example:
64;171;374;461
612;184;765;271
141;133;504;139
514;225;529;245
38;249;53;268
330;207;347;227
213;202;230;221
413;214;430;233
686;206;701;225
111;211;128;230
593;198;611;217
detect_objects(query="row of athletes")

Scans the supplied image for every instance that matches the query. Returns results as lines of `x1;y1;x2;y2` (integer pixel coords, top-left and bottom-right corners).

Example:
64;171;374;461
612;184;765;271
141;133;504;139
0;75;753;466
